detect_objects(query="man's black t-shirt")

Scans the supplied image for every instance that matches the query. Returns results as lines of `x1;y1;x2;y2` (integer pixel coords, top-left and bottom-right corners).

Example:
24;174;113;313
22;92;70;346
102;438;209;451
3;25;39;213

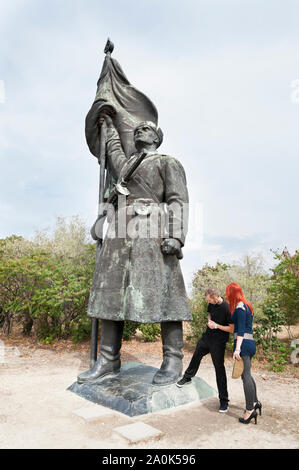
204;299;232;343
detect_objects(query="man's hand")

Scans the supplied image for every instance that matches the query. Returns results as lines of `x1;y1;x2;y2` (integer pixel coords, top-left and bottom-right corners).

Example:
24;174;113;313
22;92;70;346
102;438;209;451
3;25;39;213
208;320;217;329
161;238;181;256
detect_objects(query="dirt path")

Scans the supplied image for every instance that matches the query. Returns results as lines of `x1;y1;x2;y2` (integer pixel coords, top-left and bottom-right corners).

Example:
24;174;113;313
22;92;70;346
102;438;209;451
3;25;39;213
0;335;298;449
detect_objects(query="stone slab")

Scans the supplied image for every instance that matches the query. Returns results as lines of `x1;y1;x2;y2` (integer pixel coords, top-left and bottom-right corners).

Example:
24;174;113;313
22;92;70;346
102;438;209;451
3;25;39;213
113;422;163;444
67;362;217;417
72;405;115;421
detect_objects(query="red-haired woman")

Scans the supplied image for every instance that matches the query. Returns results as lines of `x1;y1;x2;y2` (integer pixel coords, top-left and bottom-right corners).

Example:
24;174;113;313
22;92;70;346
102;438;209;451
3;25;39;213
226;282;261;424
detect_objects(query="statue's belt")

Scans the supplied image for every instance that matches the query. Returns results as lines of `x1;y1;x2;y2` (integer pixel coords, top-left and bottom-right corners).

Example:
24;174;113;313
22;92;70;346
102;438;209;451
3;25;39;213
115;171;161;216
128;198;157;216
107;198;160;220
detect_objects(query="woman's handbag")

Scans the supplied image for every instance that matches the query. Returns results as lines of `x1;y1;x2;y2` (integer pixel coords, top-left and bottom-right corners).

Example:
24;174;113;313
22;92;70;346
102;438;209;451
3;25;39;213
232;358;244;379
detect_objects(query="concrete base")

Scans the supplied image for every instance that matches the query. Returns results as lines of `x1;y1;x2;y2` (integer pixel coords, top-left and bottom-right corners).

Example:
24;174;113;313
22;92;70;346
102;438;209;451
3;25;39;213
67;362;217;417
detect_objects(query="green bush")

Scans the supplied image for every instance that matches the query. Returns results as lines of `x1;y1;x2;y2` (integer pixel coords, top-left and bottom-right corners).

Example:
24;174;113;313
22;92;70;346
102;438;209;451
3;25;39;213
70;315;93;344
0;217;96;342
254;300;291;372
254;301;285;348
122;322;161;342
267;249;299;334
123;321;139;341
256;341;292;373
138;323;161;342
252;248;298;371
187;297;209;345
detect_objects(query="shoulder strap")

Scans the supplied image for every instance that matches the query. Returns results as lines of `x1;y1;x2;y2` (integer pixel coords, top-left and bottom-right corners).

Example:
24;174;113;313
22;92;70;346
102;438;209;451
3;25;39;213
122;152;147;183
132;173;160;203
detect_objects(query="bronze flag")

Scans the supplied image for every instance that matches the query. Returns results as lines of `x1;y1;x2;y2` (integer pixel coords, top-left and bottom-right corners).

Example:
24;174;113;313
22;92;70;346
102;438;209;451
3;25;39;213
85;38;158;160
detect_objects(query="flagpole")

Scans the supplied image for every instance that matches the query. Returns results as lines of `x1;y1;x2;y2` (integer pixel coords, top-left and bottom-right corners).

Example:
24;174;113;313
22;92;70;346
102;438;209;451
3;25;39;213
90;122;107;367
89;39;114;368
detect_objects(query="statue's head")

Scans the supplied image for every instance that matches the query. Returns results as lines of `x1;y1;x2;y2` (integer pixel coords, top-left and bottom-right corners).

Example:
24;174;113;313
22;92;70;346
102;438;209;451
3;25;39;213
134;121;163;150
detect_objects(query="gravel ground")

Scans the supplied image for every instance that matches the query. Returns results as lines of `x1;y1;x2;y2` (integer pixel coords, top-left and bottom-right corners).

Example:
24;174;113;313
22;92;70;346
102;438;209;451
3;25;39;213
0;334;298;449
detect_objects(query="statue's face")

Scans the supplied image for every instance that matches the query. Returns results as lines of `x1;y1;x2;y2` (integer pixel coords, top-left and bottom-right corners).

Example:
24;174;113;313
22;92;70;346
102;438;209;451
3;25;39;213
134;124;158;148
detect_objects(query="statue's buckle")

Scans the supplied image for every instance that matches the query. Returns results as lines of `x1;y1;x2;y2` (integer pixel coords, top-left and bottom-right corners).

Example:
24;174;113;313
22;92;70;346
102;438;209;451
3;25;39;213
115;182;130;196
133;200;153;216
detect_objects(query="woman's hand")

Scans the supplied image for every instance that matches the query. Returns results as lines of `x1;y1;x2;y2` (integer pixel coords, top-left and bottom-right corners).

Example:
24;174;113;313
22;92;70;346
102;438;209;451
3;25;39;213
233;349;241;361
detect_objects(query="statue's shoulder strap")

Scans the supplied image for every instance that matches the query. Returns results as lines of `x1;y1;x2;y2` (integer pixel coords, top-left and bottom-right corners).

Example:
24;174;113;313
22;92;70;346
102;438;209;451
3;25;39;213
132;173;160;203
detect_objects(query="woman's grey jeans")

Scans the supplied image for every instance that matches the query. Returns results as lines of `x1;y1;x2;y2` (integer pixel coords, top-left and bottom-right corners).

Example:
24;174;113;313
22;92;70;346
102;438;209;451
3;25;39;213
241;355;258;410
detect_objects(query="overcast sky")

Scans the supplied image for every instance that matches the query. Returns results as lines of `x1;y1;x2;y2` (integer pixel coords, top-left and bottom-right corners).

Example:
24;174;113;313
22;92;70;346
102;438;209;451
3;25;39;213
0;0;298;290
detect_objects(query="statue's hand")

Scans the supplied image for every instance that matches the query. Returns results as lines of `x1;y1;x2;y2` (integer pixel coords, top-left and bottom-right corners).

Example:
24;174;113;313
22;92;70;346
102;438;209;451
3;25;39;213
98;114;114;128
161;238;181;256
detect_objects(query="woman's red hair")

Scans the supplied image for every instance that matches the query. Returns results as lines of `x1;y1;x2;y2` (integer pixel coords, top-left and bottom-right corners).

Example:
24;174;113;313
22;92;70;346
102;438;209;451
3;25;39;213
226;282;253;315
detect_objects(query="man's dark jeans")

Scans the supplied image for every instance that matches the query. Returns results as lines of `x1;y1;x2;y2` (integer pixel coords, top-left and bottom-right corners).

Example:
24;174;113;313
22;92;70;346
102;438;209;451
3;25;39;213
184;334;229;403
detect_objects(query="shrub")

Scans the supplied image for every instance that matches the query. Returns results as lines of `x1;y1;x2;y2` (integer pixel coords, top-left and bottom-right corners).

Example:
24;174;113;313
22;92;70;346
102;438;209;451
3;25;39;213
267;343;292;372
187;297;209;345
254;300;291;372
252;249;298;371
254;301;285;348
123;321;139;341
138;323;161;342
70;315;93;344
267;249;299;336
0;217;96;342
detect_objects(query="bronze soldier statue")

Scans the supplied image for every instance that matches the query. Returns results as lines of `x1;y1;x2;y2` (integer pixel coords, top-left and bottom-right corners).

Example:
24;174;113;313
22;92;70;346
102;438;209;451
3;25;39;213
78;106;192;386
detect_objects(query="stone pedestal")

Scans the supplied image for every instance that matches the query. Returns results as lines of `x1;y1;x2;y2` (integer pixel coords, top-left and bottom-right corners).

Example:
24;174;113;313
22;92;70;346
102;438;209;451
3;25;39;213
68;362;217;417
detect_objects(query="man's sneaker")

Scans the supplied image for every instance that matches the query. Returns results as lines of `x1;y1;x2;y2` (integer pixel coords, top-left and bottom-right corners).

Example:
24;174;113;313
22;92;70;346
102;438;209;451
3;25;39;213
176;377;191;387
219;401;229;413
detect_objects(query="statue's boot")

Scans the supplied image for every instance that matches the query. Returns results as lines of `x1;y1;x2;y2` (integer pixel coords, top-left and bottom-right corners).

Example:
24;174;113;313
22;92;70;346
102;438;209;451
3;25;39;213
152;321;183;385
77;320;124;383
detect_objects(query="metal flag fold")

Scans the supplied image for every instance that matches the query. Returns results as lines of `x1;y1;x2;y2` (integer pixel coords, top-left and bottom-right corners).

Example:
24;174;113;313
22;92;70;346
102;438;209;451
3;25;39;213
85;39;158;160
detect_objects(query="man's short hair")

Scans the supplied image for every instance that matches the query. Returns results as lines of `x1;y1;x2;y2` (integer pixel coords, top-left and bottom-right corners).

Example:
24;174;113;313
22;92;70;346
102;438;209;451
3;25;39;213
204;288;219;298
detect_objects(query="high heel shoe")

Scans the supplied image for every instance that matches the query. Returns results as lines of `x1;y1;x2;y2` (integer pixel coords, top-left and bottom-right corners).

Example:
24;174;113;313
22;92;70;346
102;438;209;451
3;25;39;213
243;401;262;415
254;401;262;416
239;409;258;424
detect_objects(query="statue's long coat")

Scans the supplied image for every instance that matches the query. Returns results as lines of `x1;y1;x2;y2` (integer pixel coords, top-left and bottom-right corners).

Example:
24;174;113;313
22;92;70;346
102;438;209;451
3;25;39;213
87;127;192;323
